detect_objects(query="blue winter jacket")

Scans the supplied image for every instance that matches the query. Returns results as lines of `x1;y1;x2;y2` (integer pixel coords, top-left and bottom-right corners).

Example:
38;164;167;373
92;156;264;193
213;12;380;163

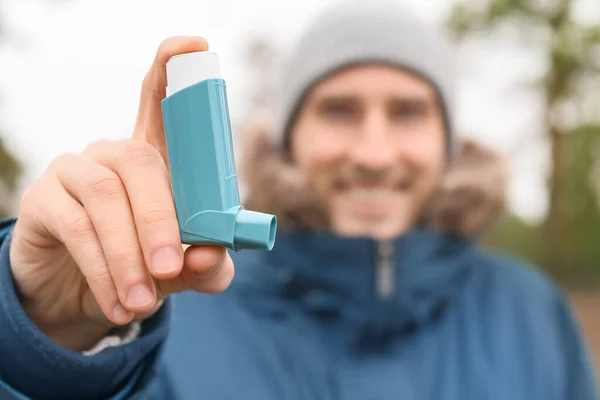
0;217;597;399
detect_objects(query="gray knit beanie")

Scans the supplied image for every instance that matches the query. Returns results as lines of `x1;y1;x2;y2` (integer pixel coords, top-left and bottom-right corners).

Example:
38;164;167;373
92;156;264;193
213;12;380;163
273;0;457;158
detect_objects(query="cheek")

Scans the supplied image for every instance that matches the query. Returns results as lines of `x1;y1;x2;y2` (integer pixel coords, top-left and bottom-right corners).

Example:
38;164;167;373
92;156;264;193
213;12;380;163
304;144;347;195
293;131;349;174
398;132;445;174
292;131;350;204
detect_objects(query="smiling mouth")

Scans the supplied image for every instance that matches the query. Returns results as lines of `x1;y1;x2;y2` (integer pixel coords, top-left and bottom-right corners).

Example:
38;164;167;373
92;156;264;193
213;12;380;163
334;178;412;193
348;187;397;202
338;183;411;214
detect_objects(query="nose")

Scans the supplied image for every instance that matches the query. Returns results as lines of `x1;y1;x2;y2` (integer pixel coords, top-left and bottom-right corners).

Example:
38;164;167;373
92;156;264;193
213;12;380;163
348;111;397;171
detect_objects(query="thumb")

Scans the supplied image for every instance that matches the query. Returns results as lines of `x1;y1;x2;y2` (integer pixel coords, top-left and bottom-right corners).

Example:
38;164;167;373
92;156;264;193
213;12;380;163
132;36;209;163
155;245;235;297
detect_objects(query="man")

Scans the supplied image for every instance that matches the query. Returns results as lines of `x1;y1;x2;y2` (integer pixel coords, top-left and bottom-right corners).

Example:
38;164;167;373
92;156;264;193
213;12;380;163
0;1;596;399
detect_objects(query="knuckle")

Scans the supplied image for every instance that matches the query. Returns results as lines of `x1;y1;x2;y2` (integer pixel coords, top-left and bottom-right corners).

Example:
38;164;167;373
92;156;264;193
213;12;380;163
47;152;77;173
65;210;95;238
18;180;41;214
140;207;176;227
88;266;113;288
83;169;123;198
110;242;141;266
83;140;111;156
19;178;61;228
85;271;119;302
118;140;161;168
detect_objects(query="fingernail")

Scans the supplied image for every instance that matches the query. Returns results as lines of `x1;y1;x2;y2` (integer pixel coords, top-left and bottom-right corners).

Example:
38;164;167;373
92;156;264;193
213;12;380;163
152;247;181;274
112;304;131;322
126;284;154;308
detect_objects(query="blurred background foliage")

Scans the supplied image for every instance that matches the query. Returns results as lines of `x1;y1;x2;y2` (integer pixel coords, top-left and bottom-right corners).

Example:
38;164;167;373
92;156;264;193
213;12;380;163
0;126;22;219
447;0;600;285
0;0;24;217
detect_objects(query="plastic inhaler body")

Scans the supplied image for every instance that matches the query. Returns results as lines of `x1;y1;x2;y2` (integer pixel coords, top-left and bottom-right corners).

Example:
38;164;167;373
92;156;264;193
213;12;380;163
161;51;276;251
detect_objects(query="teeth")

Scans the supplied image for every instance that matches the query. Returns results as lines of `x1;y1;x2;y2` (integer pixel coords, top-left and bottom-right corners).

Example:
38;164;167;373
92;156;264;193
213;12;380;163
349;188;392;202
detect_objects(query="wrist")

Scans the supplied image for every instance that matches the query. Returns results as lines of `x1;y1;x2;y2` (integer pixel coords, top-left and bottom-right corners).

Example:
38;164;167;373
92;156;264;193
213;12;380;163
22;302;114;352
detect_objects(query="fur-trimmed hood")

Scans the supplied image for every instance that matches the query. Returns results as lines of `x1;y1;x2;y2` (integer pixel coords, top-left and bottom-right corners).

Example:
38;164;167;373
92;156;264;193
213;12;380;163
239;117;507;237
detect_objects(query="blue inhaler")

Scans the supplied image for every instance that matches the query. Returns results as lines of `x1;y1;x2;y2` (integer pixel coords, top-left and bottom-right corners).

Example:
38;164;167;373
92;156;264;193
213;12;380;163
161;51;277;251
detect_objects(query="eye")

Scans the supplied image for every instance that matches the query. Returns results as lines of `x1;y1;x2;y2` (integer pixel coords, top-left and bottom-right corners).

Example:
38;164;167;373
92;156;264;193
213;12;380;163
391;101;427;122
318;101;357;120
328;105;354;118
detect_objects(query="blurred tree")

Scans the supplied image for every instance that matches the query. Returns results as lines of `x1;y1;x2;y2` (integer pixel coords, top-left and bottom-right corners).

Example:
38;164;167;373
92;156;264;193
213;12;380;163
448;0;600;282
0;0;71;217
0;137;21;217
0;2;23;217
0;138;20;189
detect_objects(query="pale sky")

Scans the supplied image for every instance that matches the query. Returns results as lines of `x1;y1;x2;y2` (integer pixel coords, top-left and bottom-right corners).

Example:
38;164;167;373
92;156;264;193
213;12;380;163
1;0;597;222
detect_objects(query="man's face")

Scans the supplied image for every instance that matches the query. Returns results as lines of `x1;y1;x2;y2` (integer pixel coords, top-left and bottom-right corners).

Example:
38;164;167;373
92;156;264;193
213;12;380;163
289;65;446;239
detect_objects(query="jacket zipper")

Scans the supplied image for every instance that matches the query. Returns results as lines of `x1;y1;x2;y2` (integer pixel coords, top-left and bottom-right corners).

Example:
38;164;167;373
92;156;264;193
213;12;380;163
375;239;395;300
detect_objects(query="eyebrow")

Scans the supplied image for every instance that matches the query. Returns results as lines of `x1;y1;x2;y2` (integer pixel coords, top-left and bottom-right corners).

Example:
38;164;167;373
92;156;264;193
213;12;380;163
313;95;361;108
388;96;433;108
313;93;433;107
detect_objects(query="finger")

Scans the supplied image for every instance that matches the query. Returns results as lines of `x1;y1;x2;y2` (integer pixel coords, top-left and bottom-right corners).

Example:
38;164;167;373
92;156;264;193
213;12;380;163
156;246;234;296
37;178;134;325
133;36;209;160
84;140;184;279
50;154;158;314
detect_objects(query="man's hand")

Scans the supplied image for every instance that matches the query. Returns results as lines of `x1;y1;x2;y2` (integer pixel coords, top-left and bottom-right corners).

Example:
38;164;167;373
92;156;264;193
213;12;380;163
8;37;234;352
